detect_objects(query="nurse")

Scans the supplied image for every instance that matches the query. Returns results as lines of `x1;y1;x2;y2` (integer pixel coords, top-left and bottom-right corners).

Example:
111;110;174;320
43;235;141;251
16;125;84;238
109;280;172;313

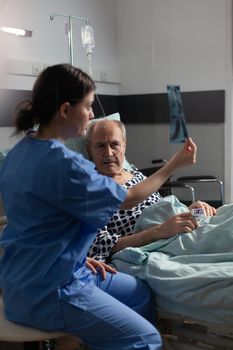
0;64;196;350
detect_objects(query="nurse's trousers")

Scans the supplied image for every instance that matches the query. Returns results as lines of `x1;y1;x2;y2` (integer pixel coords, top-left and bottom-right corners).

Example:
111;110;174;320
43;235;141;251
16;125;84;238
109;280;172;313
61;271;162;350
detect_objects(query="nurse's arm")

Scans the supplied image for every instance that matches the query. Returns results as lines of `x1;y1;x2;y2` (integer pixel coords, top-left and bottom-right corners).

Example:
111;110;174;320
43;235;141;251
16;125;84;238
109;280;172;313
121;137;196;210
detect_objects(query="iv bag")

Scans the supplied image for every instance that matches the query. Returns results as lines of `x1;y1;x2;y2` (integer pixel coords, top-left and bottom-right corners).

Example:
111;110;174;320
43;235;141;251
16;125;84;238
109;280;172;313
81;25;95;54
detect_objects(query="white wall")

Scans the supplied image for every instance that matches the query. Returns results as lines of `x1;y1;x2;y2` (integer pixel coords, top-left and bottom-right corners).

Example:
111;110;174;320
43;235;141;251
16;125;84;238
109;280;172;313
125;123;224;202
116;0;231;202
0;0;119;75
0;0;232;202
0;0;121;149
116;0;226;94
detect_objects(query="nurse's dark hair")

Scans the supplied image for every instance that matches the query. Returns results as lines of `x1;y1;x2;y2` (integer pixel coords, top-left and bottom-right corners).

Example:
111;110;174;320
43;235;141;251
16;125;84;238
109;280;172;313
14;64;96;134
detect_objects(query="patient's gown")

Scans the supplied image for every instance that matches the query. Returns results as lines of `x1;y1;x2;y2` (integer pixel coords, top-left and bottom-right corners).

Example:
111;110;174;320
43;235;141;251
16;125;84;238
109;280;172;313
88;170;161;261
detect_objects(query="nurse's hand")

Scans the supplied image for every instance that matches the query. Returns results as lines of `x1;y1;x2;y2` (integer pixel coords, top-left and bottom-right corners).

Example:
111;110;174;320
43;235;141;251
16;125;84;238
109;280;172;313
168;137;197;171
86;257;117;280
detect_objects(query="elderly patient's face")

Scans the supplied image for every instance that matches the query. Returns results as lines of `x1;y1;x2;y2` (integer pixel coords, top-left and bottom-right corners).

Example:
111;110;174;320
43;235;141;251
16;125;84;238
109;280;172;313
89;121;126;177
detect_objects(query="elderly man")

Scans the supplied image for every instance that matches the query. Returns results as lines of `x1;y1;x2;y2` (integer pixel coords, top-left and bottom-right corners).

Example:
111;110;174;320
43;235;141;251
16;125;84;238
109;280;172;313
86;119;215;262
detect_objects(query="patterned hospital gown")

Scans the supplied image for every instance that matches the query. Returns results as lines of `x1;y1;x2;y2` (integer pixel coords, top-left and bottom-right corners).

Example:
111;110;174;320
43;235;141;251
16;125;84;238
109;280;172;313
88;171;162;262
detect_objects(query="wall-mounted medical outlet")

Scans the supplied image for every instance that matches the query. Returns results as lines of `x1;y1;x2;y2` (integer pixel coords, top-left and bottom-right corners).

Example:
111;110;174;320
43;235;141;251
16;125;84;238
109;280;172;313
32;62;44;76
100;70;108;82
2;58;122;84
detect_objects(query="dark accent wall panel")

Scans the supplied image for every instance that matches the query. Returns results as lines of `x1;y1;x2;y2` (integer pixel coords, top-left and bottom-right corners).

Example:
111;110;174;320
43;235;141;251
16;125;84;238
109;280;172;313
93;94;119;118
0;90;32;127
119;90;225;124
0;89;225;126
0;91;120;126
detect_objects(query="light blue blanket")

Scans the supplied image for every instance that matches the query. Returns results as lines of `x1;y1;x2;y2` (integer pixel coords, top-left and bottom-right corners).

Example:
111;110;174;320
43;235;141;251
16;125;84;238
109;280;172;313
112;196;233;326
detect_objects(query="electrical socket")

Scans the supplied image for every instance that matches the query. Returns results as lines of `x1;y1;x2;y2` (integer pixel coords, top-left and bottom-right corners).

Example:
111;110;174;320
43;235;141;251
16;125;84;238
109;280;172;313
32;62;44;76
100;70;108;82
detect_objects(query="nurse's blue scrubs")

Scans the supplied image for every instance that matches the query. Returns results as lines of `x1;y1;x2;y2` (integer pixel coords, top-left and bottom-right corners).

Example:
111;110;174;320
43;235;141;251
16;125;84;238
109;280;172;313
0;136;162;350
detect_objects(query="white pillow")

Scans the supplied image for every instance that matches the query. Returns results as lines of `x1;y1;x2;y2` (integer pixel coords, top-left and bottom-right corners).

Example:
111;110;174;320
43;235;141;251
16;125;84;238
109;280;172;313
65;113;134;172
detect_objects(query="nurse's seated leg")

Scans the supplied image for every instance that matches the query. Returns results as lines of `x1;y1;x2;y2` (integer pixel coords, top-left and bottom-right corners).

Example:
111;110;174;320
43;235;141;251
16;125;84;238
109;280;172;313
60;271;162;350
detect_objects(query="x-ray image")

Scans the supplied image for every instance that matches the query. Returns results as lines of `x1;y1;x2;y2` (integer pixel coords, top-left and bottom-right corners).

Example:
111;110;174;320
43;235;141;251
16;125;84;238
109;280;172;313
167;85;189;143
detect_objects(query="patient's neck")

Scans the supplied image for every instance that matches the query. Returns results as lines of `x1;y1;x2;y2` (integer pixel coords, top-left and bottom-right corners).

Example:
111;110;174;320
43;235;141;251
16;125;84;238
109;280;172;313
111;170;133;185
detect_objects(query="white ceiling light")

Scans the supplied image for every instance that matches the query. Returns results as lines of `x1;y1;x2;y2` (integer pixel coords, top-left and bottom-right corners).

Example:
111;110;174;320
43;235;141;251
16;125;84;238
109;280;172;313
0;26;32;37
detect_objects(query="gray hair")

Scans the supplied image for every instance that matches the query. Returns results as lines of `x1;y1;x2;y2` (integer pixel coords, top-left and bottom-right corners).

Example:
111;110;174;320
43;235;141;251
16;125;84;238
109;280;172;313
85;119;127;148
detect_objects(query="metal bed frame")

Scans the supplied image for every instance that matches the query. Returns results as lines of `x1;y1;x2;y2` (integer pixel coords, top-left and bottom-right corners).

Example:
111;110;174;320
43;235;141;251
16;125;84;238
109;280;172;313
158;312;233;350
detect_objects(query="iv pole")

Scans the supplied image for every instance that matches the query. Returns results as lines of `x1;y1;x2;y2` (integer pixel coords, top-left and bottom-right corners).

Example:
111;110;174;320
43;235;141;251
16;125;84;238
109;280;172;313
49;13;89;66
49;12;103;113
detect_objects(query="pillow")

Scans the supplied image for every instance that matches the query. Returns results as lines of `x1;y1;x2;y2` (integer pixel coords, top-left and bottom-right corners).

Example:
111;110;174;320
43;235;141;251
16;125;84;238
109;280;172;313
65;113;135;172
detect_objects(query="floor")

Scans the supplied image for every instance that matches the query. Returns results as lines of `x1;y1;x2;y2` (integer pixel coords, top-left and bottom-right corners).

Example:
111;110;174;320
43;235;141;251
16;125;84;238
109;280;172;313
0;336;86;350
0;342;24;350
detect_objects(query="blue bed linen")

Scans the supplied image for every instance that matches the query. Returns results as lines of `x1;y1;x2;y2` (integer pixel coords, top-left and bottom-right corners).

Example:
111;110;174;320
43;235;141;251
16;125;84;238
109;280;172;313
112;196;233;326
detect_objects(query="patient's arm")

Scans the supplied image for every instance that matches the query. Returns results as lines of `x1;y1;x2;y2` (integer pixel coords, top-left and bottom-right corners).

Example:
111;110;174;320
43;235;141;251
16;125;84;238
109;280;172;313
110;212;198;256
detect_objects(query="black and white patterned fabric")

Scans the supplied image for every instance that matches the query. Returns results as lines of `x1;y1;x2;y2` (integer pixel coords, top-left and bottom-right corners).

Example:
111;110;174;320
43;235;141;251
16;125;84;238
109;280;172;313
88;171;162;262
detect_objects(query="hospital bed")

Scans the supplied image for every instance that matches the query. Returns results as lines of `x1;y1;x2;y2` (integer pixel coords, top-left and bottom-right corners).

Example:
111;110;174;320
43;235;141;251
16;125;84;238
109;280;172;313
113;245;233;350
111;194;233;350
138;166;229;349
112;241;233;350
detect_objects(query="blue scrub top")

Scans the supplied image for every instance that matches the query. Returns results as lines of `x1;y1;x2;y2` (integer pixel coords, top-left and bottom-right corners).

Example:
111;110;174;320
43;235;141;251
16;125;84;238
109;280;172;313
0;136;127;329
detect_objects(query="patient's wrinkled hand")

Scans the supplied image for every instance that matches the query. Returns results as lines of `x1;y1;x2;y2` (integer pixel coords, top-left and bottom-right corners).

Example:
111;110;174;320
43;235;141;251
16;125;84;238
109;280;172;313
156;212;198;239
189;201;216;216
86;257;117;280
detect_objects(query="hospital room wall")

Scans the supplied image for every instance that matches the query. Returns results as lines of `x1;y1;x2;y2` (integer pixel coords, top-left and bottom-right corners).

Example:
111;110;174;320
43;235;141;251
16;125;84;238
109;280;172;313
0;0;232;203
116;0;233;203
0;0;120;147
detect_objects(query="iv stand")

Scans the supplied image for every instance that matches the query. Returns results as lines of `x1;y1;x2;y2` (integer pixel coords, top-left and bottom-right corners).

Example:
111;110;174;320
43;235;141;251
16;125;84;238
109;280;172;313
49;13;89;66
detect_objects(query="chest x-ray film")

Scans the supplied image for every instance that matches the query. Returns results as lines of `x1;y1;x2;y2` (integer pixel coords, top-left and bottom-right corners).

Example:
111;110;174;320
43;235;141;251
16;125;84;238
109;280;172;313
167;85;189;143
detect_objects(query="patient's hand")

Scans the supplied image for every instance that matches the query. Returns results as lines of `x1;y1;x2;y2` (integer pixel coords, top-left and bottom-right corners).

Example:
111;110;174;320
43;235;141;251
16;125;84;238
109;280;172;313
86;257;117;279
155;212;198;239
189;201;216;216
